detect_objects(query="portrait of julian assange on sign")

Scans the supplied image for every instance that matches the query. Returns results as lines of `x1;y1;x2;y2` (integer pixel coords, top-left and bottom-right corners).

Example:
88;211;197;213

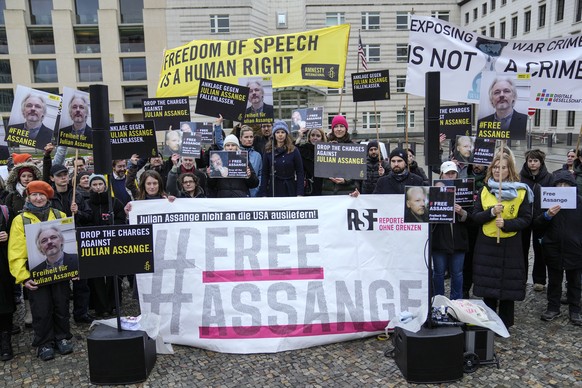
25;217;78;286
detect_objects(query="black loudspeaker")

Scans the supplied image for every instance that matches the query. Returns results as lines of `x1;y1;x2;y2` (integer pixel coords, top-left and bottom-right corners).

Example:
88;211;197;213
87;324;157;385
89;85;112;175
393;326;464;384
424;71;441;167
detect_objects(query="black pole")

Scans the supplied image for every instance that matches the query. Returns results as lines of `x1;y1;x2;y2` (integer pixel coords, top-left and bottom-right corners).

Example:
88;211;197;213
89;84;121;331
271;135;275;197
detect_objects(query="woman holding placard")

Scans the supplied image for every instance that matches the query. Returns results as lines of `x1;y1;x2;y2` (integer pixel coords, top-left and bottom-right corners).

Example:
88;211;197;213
470;151;533;329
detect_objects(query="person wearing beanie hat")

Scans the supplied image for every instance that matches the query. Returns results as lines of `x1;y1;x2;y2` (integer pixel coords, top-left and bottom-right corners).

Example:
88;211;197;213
26;180;54;199
534;169;582;326
8;176;71;361
366;147;424;195
11;153;32;165
328;115;350;143
322;115;358;195
358;140;390;194
258;119;304;197
85;172;126;318
224;134;241;148
519;148;554;293
271;120;289;134
75;171;92;201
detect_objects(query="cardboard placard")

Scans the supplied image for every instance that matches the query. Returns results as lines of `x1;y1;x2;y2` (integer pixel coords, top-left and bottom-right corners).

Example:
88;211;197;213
142;96;191;132
76;224;154;278
433;178;475;208
195;78;248;122
439;105;472;139
110;121;158;160
314;142;367;180
26;217;78;285
208;151;248;178
58;87;93;150
352;69;390;102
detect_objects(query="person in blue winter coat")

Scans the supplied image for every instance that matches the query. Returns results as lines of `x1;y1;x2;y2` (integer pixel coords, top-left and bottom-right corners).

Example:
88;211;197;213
258;120;304;197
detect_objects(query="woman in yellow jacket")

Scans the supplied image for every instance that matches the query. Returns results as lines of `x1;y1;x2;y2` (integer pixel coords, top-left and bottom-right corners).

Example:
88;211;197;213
8;181;71;362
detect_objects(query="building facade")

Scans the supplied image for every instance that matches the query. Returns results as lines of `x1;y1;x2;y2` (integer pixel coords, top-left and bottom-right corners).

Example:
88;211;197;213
0;0;579;140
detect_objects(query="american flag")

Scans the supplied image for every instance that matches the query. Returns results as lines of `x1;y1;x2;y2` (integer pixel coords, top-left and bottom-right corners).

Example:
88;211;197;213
358;35;368;70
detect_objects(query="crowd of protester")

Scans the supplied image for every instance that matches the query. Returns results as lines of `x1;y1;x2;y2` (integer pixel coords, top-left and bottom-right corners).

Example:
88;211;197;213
0;114;580;364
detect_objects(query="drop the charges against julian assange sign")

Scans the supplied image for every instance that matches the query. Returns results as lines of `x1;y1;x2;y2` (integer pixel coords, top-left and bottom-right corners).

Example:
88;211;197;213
129;195;428;354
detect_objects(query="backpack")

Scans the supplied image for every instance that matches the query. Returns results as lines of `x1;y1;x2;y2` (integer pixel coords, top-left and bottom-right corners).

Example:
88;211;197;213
22;208;62;226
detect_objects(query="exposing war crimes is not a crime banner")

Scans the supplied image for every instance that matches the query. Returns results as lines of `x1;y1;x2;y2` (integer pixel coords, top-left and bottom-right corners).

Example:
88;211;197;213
406;15;582;110
129;196;428;354
156;25;350;97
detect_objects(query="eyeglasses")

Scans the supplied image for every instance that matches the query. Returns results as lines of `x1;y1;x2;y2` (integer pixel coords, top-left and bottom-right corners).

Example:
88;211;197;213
182;180;195;185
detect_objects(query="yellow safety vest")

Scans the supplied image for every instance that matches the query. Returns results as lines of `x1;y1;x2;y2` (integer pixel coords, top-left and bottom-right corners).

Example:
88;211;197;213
481;187;526;238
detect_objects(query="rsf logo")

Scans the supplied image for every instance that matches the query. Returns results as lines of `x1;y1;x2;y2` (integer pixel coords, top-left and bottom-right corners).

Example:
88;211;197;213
347;209;378;231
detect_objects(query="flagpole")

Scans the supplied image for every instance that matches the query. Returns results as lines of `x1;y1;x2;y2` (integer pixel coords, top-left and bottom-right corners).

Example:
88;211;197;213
354;30;361;136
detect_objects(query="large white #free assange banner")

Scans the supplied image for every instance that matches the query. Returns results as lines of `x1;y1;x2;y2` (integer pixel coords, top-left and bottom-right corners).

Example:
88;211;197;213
406;16;582;110
130;195;428;354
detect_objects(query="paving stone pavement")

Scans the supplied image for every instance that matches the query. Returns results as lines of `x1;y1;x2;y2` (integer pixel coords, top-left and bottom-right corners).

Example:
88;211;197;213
1;252;580;387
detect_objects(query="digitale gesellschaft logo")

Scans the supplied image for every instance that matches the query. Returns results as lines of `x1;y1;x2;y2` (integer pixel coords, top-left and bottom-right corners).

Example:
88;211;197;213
535;89;582;107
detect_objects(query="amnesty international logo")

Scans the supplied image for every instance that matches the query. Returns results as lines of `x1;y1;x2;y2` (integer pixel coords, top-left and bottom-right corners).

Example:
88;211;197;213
536;89;554;106
301;64;339;81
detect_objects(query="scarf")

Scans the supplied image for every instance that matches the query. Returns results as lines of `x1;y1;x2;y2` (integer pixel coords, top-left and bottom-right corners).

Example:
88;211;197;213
487;178;534;203
23;201;51;221
16;182;26;196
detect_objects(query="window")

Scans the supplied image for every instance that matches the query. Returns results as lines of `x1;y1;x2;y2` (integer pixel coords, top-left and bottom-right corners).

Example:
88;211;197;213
481;27;486;36
524;10;531;33
29;27;54;54
123;86;147;109
122;57;146;81
489;25;495;37
0;28;7;54
473;8;478;20
396;76;406;92
431;11;449;21
539;4;546;27
119;26;144;52
0;88;14;112
534;109;540;126
29;0;53;25
75;0;98;24
276;12;287;29
397;110;415;128
511;15;518;37
500;21;506;39
550;110;558;126
326;12;345;26
120;0;143;24
567;111;575;127
0;0;5;25
362;12;380;30
366;44;380;63
396;12;410;30
482;3;487;16
74;26;100;53
210;15;229;33
327;87;345;95
556;0;564;22
396;44;407;62
501;0;507;5
0;60;11;83
32;59;58;83
577;0;582;22
77;59;102;82
491;0;496;11
465;12;469;25
362;111;380;130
